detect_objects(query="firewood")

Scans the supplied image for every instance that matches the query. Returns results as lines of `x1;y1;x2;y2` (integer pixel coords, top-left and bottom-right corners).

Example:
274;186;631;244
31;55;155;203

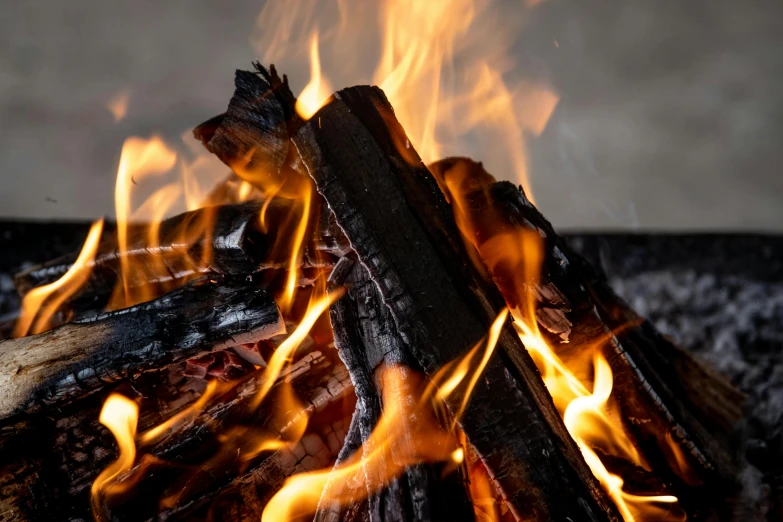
0;274;284;420
0;349;352;521
289;86;622;521
323;257;474;522
429;157;744;508
13;199;344;320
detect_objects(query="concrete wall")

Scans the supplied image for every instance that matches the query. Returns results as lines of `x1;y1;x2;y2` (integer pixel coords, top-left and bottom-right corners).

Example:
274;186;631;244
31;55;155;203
1;0;781;230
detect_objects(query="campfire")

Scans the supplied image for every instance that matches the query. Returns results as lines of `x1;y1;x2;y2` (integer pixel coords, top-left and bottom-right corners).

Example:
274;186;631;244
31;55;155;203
0;5;746;522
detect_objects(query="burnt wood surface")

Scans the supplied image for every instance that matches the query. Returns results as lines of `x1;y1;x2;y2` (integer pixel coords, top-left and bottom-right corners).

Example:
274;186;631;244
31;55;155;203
0;274;284;420
0;348;352;521
325;257;473;522
291;85;621;521
429;158;744;512
14;202;264;301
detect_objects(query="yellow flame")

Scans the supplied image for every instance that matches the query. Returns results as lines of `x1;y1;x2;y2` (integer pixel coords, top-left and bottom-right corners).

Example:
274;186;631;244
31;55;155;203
91;394;139;519
112;136;178;307
252;288;342;410
14;219;104;337
438;158;685;520
139;380;221;446
295;31;333;120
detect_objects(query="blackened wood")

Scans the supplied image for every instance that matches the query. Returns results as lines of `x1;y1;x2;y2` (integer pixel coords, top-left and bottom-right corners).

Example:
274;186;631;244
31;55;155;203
14;199;345;321
0;350;351;521
0;274;284;420
14;202;265;308
430;157;743;505
194;64;299;184
292;86;621;521
325;258;472;522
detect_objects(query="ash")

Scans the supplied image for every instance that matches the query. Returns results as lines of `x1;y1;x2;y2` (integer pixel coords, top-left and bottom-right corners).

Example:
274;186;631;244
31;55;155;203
568;234;783;521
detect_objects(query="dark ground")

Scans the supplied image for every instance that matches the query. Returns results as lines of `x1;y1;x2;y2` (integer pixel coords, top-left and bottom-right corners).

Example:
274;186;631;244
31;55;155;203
1;223;781;519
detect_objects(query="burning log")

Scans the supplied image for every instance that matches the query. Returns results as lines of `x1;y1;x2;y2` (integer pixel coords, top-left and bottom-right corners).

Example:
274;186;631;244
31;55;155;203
323;257;474;522
15;202;263;301
0;348;353;521
0;274;284;420
429;158;744;504
289;86;622;521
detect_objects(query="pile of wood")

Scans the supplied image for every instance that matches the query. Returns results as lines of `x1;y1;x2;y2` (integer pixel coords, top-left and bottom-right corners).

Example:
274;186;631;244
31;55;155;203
0;64;745;521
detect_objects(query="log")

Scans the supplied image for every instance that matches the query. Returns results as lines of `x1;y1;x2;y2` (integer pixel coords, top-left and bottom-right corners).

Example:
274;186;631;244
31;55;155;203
0;348;352;521
323;257;473;522
290;86;622;521
429;157;744;510
105;351;354;521
0;273;284;420
15;202;263;301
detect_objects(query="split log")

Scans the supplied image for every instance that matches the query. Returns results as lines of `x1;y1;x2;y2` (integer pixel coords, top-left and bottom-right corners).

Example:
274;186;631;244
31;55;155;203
0;348;352;521
0;274;284;420
429;157;744;509
323;257;473;522
290;86;622;521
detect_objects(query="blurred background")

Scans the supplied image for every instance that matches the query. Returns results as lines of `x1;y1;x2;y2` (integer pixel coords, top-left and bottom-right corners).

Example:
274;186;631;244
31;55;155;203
1;0;781;230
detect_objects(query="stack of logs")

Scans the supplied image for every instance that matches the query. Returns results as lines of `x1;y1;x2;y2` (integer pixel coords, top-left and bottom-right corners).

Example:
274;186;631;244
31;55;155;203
0;64;744;521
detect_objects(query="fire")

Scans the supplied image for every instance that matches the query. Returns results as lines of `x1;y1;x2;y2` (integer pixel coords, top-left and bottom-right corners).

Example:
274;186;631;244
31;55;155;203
437;157;686;520
13;219;104;337
251;287;341;410
262;309;507;522
91;393;139;520
111;136;178;307
295;31;333;120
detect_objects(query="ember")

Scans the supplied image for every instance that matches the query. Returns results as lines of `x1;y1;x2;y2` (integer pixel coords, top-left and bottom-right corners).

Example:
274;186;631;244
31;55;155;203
0;1;748;521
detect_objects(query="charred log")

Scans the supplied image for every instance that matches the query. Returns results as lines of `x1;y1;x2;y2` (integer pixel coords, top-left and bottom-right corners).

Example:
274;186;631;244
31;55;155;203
323;257;473;522
13;199;347;321
0;274;284;420
429;157;744;511
290;86;622;521
0;348;352;521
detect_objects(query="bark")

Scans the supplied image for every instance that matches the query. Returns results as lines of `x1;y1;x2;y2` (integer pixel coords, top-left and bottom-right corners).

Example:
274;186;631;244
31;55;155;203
291;86;622;521
430;157;744;510
0;273;284;420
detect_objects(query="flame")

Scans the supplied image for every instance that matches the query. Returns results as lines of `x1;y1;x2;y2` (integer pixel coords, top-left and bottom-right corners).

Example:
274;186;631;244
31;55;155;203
295;31;333;120
262;309;507;522
107;90;130;122
439;159;685;520
91;394;139;520
111;136;178;307
14;219;104;337
251;286;340;410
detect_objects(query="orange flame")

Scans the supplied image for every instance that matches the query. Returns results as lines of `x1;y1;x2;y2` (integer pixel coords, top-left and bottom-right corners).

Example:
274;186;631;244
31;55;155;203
295;31;333;120
14;219;104;337
251;287;341;410
440;159;685;520
91;393;139;520
262;309;507;522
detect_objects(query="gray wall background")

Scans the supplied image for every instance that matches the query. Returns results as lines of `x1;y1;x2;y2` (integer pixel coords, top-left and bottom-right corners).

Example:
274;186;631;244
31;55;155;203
1;0;781;230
